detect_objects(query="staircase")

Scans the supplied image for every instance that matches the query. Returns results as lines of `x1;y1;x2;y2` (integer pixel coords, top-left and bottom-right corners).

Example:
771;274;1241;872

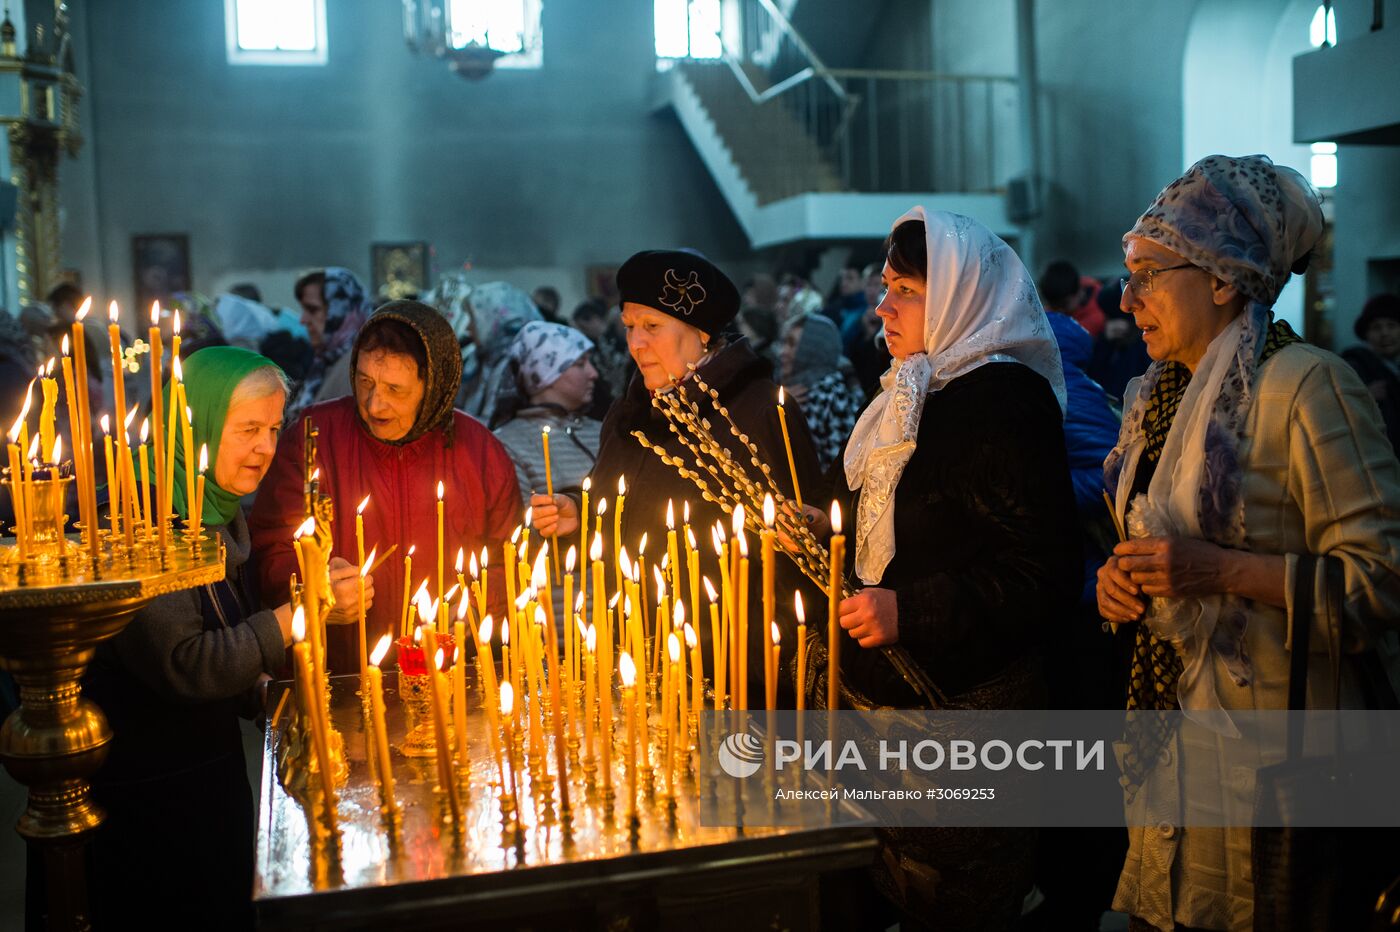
652;1;1019;249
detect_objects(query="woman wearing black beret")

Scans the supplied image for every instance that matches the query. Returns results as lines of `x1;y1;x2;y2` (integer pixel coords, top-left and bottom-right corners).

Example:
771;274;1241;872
530;249;822;706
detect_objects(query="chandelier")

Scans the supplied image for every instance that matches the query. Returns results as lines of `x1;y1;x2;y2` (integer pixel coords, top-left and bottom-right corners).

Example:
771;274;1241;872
402;0;540;80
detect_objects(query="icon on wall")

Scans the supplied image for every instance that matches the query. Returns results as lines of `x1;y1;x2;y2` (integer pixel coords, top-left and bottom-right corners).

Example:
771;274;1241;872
371;242;432;301
132;234;191;312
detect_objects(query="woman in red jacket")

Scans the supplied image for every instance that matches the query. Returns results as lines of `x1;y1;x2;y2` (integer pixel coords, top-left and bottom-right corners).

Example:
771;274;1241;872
249;300;521;672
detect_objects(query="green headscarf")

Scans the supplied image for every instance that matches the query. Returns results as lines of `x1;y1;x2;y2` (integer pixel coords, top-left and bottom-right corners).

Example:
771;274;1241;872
162;346;284;527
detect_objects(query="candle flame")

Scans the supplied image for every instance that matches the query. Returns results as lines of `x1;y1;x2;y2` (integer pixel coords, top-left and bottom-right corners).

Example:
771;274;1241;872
173;309;181;334
151;301;161;325
666;499;674;529
469;551;480;578
596;496;607;516
638;531;648;555
140;418;150;443
608;590;620;609
446;582;460;603
524;505;533;527
61;334;69;355
668;632;680;663
673;599;685;627
617;474;626;495
500;681;515;717
510;525;521;544
703;576;717;602
738;533;749;557
414;625;423;645
292;606;306;642
414;596;433;626
831;500;842;535
685;623;697;648
763;494;775;528
108;300;119;323
294;516;316;539
542;424;551;435
357;494;369;514
434;648;445;672
480;545;488;567
565;545;576;572
534;605;547;626
370;635;391;666
457;591;470;619
50;435;62;463
479;615;494;643
590;530;602;562
531;547;549;588
76;296;92;321
619;652;636;687
794;591;805;624
500;621;509;646
515;590;531;610
361;546;377;576
99;413;110;435
436;480;444;501
455;547;464;573
732;504;745;536
711;526;723;556
27;434;39;460
172;355;183;382
624;594;633;618
574;591;584;613
618;546;631;579
186;406;193;424
582;476;591;491
685;527;696;550
409;544;417;556
585;625;596;653
771;622;781;645
778;385;786;405
652;564;664;592
124;405;138;430
44;357;55;377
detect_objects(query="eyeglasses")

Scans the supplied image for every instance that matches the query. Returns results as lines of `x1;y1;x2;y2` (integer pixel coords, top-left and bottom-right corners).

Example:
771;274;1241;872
1120;264;1194;296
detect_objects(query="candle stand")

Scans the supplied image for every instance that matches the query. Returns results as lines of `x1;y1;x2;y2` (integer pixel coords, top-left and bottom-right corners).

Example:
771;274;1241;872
0;530;224;932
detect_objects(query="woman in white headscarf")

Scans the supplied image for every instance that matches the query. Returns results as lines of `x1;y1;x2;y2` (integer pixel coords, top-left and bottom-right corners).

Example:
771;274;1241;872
811;208;1079;931
1097;154;1400;932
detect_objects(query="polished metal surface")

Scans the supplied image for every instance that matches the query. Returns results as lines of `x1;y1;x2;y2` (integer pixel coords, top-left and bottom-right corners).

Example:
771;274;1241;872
255;673;877;926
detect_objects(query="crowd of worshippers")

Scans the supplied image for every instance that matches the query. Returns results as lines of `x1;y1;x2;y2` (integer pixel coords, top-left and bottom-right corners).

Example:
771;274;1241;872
4;152;1400;932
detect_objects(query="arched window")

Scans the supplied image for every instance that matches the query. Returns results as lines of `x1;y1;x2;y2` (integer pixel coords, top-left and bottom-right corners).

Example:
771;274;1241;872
1309;3;1336;48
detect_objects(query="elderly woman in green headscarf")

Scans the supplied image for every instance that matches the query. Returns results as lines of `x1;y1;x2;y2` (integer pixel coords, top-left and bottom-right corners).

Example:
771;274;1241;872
80;346;364;928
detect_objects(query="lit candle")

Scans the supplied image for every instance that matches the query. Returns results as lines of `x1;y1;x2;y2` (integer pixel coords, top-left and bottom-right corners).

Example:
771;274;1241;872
665;499;680;613
685;525;700;665
422;631;461;828
179;392;195;541
366;636;399;819
761;494;776;710
776;386;804;512
292;608;338;831
564;545;577;698
636;533;650;659
5;416;29;560
191;444;208;541
828;502;844;711
359;546;376;681
38;358;57;471
148;302;167;553
666;633;681;795
620;651;638;824
477;616;507;787
107;303;132;543
138;419;152;535
100;415;118;538
614;475;627;596
500;682;519;802
399;545;416;639
705;576;724;709
795;591;808;712
58;337;92;549
436;480;445;607
579;477;591;607
503;529;519;634
583;624;597;772
537;559;572;817
72;298;99;558
120;407;141;540
687;622;704;798
165;355;181;503
673;602;688;753
767;622;781;711
737;516;750;711
542;425;563;584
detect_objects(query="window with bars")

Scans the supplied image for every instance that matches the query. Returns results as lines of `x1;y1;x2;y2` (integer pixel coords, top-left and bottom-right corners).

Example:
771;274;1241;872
447;0;543;69
655;0;722;61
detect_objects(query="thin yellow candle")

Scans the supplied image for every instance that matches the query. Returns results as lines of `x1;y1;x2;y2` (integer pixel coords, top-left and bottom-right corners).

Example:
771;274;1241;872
686;525;700;649
761;495;776;708
583;624;597;771
138;419;152;535
665;499;680;610
399;546;415;639
828;502;844;711
737;525;750;711
72;299;99;560
776;386;804;511
666;633;681;795
686;622;702;730
503;533;519;635
620;652;638;823
421;630;461;827
100;415;118;538
471;549;486;621
120;408;141;539
38;360;57;471
107;302;132;540
148;302;167;553
538;563;572;817
541;425;563;584
673;602;688;751
767;622;781;711
452;620;469;776
358;546;376;683
366;636;399;819
705;577;724;709
436;480;445;606
165;354;181;502
579;477;591;604
795;591;808;712
500;682;519;801
564;546;576;696
636;533;650;658
178;385;195;539
292;608;338;830
613;475;626;596
58;339;92;547
5;435;28;560
477;616;506;786
191;444;208;541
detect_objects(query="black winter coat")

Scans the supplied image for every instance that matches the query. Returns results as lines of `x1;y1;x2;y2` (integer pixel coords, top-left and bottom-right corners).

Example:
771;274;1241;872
837;362;1081;706
589;338;823;705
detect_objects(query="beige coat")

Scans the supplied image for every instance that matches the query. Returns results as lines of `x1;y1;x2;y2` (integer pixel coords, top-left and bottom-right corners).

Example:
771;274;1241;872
1113;343;1400;931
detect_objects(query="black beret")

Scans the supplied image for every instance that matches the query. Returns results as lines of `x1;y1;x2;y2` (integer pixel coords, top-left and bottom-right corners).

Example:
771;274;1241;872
616;250;740;337
1355;293;1400;341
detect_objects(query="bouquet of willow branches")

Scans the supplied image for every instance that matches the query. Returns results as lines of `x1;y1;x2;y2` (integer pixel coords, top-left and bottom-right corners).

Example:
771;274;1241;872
631;367;943;708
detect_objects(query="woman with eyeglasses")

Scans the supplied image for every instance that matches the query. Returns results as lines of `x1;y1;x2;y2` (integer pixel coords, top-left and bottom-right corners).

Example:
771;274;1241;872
1098;155;1400;932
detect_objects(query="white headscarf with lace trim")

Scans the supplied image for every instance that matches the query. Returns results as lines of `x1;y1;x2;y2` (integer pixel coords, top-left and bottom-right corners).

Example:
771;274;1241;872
843;207;1065;584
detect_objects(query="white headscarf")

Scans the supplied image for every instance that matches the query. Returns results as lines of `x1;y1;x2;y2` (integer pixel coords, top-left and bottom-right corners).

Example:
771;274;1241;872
843;208;1066;584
